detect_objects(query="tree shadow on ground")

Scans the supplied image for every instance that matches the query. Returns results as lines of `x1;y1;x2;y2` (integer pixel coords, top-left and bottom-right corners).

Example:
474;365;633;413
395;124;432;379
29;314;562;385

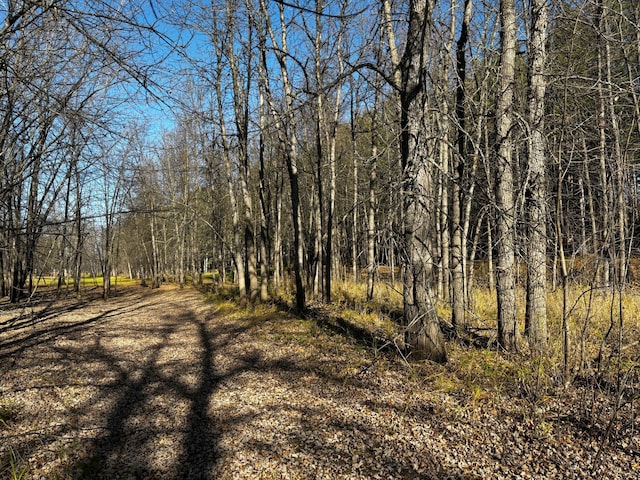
0;301;151;362
0;294;90;334
2;288;486;479
298;305;400;357
67;309;246;479
284;302;494;363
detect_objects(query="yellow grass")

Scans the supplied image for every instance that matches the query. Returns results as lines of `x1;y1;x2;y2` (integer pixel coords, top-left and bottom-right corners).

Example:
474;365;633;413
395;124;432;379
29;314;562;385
34;275;139;288
201;274;640;404
323;278;640;399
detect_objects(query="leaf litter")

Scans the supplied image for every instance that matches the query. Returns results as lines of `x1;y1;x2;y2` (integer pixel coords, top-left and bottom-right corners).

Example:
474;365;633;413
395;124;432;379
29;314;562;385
0;285;637;479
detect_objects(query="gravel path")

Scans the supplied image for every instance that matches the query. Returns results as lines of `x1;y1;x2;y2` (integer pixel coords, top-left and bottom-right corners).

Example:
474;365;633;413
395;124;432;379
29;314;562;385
0;285;637;479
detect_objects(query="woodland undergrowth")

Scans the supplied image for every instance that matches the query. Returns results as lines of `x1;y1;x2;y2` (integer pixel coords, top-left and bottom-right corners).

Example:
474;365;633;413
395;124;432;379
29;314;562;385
262;277;640;452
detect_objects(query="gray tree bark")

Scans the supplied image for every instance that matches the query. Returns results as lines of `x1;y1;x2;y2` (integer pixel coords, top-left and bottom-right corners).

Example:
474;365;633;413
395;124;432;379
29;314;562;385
524;0;549;353
451;0;474;330
495;0;518;351
399;0;446;363
258;0;305;310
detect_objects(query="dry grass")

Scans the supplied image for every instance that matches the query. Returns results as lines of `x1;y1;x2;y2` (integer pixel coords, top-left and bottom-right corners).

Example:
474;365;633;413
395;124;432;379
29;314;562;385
33;275;140;290
324;277;640;404
215;275;640;391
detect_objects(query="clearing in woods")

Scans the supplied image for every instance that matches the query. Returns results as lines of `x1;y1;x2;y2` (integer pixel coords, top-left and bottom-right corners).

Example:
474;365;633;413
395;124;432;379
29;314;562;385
0;284;637;479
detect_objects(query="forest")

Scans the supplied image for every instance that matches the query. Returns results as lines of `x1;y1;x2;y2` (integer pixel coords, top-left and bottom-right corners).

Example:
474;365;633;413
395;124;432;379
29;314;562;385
1;0;640;477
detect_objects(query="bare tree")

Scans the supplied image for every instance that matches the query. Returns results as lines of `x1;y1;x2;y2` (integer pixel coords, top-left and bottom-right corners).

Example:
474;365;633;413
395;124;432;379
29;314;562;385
494;0;518;351
257;0;306;310
524;0;549;353
399;0;447;362
225;0;259;301
0;0;169;300
450;0;474;330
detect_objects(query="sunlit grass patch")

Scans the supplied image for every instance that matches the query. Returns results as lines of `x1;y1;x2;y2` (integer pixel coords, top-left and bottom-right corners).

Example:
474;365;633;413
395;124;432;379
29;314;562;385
204;283;239;302
427;343;555;408
332;279;403;315
468;288;498;328
339;308;397;339
33;275;138;289
204;286;293;325
543;284;640;373
108;276;139;287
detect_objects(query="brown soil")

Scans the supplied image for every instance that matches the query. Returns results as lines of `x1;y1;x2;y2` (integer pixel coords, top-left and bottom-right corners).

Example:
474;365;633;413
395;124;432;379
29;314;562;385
0;285;638;479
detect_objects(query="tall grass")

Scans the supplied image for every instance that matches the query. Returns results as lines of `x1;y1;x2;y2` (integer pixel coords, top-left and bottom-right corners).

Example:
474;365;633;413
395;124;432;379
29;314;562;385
327;278;640;389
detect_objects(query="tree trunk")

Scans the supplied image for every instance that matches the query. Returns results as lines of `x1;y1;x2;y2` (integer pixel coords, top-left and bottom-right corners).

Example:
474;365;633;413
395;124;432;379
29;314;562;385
437;110;450;301
366;82;380;301
399;0;446;363
226;2;258;301
73;163;83;294
58;175;72;292
596;1;611;288
451;0;473;330
524;0;549;353
258;0;305;310
214;106;245;297
274;171;284;290
351;88;360;287
150;208;162;289
326;74;341;302
258;88;270;302
601;8;626;287
582;137;598;258
495;0;518;351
